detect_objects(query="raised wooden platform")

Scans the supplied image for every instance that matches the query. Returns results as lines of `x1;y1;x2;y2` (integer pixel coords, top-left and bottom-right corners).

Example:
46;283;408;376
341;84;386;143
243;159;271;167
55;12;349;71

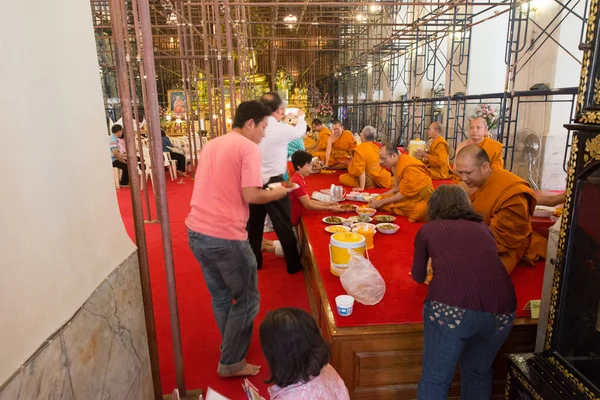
298;222;538;399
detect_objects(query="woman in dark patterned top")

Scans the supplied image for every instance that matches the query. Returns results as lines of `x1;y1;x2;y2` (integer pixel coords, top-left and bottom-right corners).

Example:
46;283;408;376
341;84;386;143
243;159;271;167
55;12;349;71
412;185;516;400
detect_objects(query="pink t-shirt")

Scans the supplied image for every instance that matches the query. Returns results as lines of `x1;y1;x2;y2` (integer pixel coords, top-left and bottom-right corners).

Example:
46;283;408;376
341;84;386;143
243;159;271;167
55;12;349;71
268;364;349;400
186;132;262;241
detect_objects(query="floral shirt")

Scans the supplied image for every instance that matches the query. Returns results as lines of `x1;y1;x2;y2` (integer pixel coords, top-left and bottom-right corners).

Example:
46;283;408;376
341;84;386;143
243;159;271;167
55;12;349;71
268;364;349;400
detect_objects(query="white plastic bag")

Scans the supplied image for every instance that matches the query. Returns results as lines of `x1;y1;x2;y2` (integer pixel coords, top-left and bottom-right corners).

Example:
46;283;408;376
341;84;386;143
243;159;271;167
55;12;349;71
340;250;386;305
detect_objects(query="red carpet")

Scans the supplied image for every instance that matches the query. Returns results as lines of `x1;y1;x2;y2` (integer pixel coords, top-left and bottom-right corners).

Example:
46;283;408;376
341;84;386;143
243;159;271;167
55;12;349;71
116;178;310;399
300;170;546;327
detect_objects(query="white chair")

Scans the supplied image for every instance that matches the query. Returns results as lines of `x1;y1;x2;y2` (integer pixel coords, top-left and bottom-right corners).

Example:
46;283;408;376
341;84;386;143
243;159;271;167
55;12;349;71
141;148;154;188
163;152;177;180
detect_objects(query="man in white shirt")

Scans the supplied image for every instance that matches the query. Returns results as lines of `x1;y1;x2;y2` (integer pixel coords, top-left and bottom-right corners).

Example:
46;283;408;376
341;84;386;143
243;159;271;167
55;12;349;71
247;92;307;274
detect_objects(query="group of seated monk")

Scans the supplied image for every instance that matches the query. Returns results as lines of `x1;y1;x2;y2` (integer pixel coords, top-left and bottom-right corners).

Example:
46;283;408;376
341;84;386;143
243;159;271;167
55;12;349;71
301;116;556;275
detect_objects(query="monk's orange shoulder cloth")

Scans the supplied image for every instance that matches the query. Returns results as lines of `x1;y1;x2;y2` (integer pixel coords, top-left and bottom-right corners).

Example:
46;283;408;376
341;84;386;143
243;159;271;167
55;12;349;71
395;154;432;198
334;130;356;152
471;169;546;270
479;137;504;170
314;127;331;151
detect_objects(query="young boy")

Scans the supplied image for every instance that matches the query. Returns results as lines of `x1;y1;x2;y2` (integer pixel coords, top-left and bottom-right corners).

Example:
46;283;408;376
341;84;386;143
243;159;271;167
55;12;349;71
262;150;342;255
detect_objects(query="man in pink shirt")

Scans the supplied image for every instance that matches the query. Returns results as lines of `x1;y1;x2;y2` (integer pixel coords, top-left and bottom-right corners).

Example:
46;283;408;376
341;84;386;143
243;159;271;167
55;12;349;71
186;101;289;378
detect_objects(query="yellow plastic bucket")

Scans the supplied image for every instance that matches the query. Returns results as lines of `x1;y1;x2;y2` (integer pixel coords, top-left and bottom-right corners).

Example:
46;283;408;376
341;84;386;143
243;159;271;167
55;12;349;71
329;232;367;277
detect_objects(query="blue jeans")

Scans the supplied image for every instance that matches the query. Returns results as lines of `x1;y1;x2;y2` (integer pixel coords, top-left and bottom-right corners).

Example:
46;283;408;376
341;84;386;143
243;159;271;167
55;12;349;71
188;229;260;374
418;301;515;400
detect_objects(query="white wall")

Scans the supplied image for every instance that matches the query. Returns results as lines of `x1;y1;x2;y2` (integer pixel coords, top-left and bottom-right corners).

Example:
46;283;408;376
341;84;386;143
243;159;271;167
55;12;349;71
0;0;136;384
467;9;509;94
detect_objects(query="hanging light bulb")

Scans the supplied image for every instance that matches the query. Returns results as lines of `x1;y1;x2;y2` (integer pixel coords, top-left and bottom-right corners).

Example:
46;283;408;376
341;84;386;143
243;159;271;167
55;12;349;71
356;14;364;21
284;14;297;29
370;4;381;12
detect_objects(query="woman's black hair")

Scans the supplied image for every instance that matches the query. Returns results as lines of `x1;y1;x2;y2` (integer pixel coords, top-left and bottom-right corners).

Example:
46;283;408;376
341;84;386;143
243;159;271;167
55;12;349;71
291;150;313;171
427;185;484;222
260;308;330;388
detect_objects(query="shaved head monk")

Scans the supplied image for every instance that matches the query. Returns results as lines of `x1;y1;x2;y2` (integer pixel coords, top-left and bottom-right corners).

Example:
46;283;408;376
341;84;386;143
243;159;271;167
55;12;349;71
311;119;356;169
454;145;547;274
368;143;434;222
339;126;392;190
454;117;504;183
414;121;453;179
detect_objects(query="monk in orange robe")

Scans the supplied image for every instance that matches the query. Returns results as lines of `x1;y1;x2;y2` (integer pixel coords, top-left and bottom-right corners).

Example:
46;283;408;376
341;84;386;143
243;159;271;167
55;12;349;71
312;119;356;169
414;122;453;179
455;145;547;274
304;119;326;152
339;126;392;190
368;143;434;222
454;117;504;184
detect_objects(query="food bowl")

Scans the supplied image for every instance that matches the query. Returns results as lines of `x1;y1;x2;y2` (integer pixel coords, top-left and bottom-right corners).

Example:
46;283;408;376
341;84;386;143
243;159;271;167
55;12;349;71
356;207;377;217
373;215;396;223
325;225;351;233
533;205;556;218
351;222;377;232
376;223;400;234
345;215;373;224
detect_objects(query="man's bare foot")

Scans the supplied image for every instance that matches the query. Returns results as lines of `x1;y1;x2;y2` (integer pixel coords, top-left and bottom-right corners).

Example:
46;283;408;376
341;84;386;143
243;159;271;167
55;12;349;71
218;363;261;378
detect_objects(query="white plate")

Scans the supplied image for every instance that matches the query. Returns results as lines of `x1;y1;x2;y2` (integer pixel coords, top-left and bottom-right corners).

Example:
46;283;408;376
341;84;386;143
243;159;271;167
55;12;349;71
376;223;400;234
268;182;299;190
325;225;351;233
322;216;345;225
533;205;555;218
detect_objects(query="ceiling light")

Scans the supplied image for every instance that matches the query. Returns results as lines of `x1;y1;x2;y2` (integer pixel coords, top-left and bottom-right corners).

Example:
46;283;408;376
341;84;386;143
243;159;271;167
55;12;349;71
284;14;297;23
356;14;364;21
167;12;177;24
370;4;381;12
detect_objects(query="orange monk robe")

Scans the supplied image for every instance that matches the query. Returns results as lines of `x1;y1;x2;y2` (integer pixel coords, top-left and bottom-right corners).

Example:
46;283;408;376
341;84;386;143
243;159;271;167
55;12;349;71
304;132;318;152
339;142;392;188
470;168;547;274
380;155;433;222
454;137;504;183
312;129;356;167
425;136;453;179
311;126;332;155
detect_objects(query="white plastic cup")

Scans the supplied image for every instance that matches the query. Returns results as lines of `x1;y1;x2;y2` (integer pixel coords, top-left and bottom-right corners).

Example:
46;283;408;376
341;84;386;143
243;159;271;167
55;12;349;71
335;295;355;317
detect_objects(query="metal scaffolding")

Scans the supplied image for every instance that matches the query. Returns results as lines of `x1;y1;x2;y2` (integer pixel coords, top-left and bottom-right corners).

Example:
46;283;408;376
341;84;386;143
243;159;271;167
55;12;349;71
88;0;590;396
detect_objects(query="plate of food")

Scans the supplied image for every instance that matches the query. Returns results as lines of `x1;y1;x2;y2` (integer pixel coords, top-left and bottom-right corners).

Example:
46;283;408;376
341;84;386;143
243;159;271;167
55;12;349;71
376;223;400;234
373;215;396;223
338;203;358;212
322;216;345;225
268;181;299;190
345;215;373;224
325;225;351;233
533;205;556;218
356;207;377;217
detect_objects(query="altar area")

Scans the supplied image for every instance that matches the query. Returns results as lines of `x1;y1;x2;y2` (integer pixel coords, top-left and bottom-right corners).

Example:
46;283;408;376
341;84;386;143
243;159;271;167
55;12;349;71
295;168;551;399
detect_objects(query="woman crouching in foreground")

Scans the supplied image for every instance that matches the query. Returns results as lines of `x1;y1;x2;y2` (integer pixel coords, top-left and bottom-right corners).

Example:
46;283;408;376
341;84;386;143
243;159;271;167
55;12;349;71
260;308;350;399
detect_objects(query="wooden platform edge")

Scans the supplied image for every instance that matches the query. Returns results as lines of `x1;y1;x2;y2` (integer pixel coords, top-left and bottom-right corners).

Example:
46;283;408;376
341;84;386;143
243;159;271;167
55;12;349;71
298;219;539;399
